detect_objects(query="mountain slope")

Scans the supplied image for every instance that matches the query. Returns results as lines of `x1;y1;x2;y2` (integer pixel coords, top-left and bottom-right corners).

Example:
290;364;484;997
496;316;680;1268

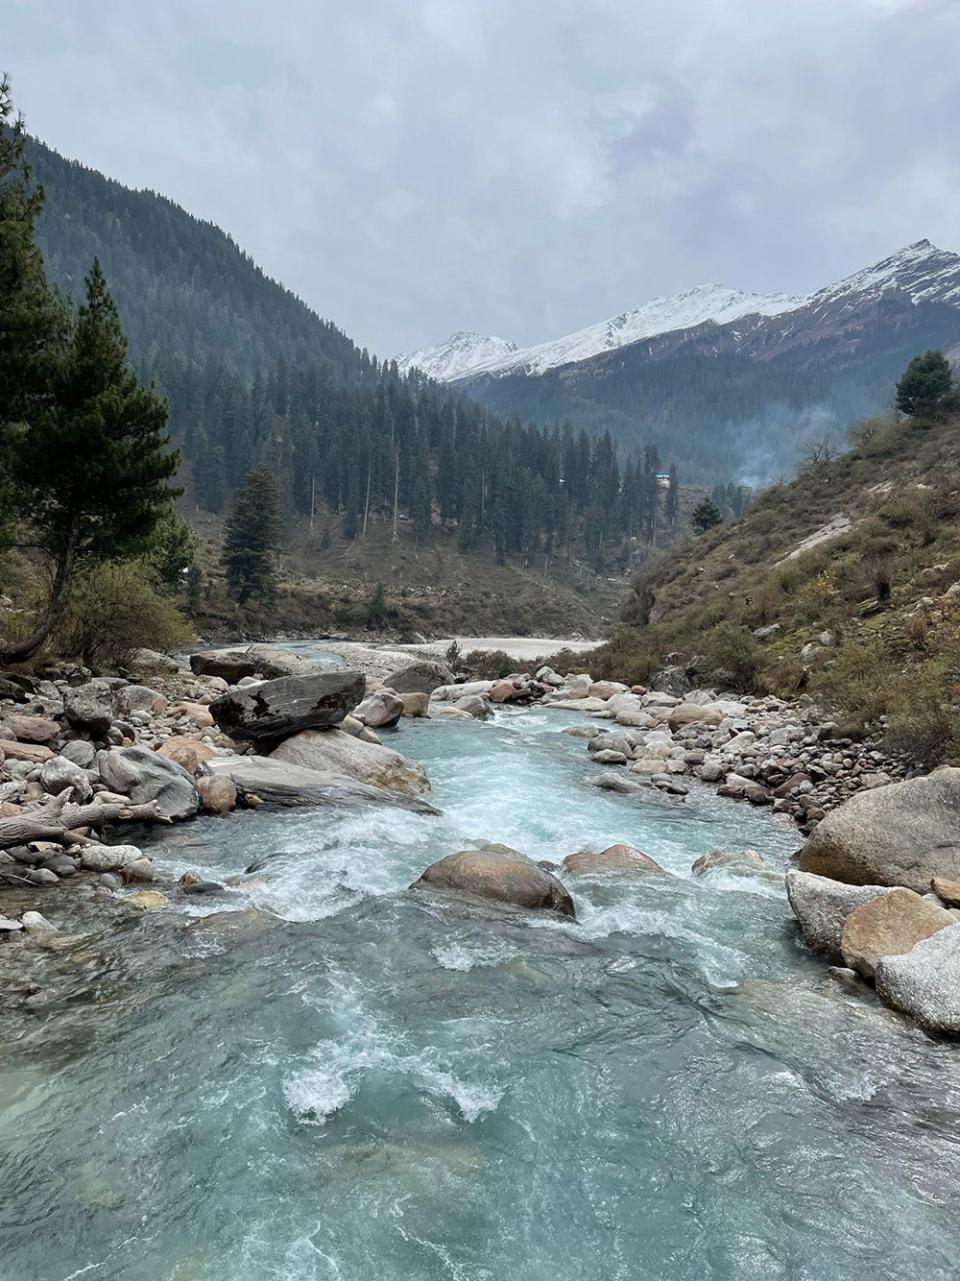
592;409;960;762
413;241;960;482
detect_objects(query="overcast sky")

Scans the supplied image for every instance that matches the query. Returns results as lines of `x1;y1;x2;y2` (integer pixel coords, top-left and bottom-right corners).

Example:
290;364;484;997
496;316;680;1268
7;0;960;356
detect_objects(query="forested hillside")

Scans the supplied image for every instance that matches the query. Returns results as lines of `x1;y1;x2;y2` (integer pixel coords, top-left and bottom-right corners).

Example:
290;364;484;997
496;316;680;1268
29;138;680;575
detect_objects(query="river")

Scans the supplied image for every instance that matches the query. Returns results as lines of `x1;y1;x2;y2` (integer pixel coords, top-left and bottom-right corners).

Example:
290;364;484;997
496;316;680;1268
2;706;959;1280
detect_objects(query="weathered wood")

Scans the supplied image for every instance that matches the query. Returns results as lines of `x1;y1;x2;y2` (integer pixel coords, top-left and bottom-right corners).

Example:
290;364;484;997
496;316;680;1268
0;787;170;848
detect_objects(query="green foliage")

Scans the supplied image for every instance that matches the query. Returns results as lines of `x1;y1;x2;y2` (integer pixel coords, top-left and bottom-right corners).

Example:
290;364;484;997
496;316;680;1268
895;350;955;419
56;560;192;669
691;496;723;534
704;623;762;691
444;639;463;672
222;464;282;607
463;649;513;680
144;507;196;594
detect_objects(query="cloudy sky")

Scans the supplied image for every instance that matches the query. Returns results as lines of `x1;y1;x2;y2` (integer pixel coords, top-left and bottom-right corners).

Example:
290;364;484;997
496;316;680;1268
7;0;960;356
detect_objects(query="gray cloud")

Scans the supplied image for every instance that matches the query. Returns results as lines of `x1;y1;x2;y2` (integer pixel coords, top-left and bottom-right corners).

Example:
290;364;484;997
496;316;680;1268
6;0;960;355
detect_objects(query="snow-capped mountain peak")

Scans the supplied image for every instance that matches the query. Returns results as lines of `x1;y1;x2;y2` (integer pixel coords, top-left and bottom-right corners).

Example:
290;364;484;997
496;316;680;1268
396;331;517;381
808;239;960;310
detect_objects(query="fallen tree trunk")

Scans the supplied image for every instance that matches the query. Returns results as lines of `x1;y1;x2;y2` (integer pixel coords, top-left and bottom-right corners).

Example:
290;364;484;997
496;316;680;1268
0;788;170;848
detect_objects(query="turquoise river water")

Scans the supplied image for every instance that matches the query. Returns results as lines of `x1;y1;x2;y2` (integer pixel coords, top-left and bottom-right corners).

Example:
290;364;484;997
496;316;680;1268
2;707;959;1280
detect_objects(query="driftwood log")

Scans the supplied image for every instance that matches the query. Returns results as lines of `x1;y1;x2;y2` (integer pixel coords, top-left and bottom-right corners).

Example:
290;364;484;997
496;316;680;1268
0;787;170;849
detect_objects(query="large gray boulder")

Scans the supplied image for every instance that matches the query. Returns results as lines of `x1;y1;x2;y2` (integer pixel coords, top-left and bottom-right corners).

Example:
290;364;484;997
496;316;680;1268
245;644;323;678
875;924;960;1033
412;849;575;917
63;684;114;736
98;746;200;820
189;649;257;683
353;689;405;729
384;660;453;695
204;755;437;814
40;754;94;802
271;728;431;796
785;870;895;960
210;670;365;742
799;768;960;891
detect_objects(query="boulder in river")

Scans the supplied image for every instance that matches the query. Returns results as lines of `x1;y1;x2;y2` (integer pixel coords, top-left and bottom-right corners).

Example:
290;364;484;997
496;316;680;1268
210;670;365;742
785;870;895;960
384;660;453;695
205;755;438;814
98;746;200;820
412;848;575;917
875;923;960;1033
798;767;960;891
271;728;431;796
353;689;405;729
562;844;664;877
63;684;113;736
245;643;323;678
196;774;238;816
840;889;955;980
399;692;429;717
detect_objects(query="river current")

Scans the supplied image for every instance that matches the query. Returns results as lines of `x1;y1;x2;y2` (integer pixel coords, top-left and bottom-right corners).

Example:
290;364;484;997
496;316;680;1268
2;707;959;1280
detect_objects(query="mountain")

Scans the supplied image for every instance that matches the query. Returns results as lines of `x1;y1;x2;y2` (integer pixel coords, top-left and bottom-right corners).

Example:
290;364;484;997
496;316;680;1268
397;331;517;381
402;283;801;381
408;241;960;482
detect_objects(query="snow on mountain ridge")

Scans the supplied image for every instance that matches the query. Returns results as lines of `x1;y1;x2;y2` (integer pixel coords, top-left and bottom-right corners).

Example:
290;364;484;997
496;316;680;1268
396;331;516;381
399;242;960;385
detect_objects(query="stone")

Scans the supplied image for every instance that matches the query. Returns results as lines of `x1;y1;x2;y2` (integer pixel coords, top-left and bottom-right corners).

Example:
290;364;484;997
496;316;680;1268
547;697;608;713
411;849;575;917
63;684;114;736
650;666;692;697
205;755;438;813
271;728;430;796
246;643;323;678
589;681;628;700
196;774;238;815
189;649;257;682
157;735;218;774
121;858;156;884
432;680;494;702
0;739;55;763
38;754;93;802
353;689;405;729
127;647;178;675
691;849;775;878
785;870;895;960
799;767;960;891
20;910;57;932
668;703;723;731
585;774;645;794
60;739;97;769
124;890;168;911
0;713;61;744
562;844;664;877
210;670;366;741
399;692;429;717
384;660;454;695
0;917;24;933
170;701;215;728
535;666;565;687
79;844;146;872
453;694;492;719
337;714;381;743
875;924;960;1033
440;707;472;719
932;876;960;908
593;749;627;766
98;746;200;821
840;889;954;980
114;685;166;717
26;868;59;885
489;680;520;704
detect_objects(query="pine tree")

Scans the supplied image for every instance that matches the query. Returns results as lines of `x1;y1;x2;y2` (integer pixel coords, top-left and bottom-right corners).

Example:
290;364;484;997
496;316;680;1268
895;350;955;419
0;76;69;540
691;495;723;534
222;464;282;606
2;256;179;662
665;464;680;526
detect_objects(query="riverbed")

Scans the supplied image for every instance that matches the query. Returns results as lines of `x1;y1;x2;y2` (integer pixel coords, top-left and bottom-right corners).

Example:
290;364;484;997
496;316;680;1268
2;707;959;1280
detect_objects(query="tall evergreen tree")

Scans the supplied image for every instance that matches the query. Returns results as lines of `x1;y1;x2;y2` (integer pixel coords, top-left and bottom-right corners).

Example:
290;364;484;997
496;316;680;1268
222;464;282;606
691;495;723;534
2;256;179;661
895;350;955;419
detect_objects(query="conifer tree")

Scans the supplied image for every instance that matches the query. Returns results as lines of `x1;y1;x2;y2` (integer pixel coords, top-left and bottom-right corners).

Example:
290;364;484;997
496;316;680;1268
222;464;282;606
691;495;723;534
895;350;955;419
665;464;680;526
2;256;179;662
